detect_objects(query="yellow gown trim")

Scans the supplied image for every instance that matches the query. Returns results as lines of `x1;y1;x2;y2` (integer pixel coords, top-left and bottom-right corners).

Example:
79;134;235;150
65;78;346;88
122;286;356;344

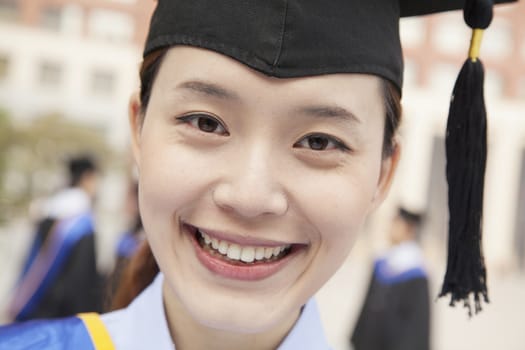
78;313;116;350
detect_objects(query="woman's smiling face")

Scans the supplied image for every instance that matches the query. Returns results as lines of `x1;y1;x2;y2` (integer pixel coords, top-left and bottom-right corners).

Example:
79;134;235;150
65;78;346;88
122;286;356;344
129;46;398;334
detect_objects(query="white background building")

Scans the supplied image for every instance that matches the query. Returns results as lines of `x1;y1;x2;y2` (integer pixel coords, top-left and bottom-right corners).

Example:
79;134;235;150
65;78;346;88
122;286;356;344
0;0;154;149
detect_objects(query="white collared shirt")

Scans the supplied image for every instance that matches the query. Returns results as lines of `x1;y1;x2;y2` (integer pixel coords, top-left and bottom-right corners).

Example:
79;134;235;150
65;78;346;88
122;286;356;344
101;274;331;349
45;188;91;219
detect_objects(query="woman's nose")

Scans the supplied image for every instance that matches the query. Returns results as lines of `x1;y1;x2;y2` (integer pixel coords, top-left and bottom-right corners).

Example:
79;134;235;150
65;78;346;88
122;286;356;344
212;151;288;219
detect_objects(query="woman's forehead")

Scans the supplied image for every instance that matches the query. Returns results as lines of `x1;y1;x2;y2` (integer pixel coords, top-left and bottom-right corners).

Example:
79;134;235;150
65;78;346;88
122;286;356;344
157;46;383;103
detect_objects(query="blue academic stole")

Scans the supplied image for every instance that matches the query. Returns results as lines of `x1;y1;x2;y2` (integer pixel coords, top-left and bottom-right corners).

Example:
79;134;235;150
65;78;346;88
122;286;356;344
0;313;115;350
9;213;94;321
373;257;427;285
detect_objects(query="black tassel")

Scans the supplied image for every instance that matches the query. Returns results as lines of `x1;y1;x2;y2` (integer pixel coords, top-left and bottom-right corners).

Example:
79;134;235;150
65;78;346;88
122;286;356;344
439;58;488;316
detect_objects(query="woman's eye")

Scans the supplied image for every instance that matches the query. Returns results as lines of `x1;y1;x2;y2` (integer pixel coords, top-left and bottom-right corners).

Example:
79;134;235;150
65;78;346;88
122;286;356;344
177;113;229;135
294;133;350;152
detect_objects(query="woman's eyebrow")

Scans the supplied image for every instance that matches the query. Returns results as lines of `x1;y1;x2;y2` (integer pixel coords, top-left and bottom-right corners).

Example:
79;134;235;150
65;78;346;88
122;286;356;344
295;105;361;124
176;80;240;101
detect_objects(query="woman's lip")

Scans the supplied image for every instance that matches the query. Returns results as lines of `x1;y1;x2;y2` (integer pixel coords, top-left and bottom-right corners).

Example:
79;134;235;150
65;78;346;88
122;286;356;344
187;224;300;247
183;224;304;281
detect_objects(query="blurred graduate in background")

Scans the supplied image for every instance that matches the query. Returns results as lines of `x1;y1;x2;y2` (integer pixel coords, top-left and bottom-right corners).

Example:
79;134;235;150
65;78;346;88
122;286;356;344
351;208;431;350
8;155;104;321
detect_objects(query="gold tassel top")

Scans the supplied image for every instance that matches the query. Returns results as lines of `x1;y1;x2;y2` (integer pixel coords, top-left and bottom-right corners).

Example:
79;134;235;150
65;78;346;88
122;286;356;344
469;29;484;62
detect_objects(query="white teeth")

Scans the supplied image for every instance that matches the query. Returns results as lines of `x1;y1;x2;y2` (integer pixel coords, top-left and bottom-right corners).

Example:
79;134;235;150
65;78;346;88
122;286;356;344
240;247;255;263
264;247;274;259
218;240;229;255
255;247;265;260
199;230;289;263
226;244;241;260
273;246;282;256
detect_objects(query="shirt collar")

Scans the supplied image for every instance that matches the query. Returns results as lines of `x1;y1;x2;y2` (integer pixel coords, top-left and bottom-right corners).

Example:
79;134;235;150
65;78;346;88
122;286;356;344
277;298;331;349
102;273;174;350
104;273;331;349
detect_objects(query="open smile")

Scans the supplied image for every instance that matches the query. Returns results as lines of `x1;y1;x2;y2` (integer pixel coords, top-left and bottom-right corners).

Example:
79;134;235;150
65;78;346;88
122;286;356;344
183;223;305;281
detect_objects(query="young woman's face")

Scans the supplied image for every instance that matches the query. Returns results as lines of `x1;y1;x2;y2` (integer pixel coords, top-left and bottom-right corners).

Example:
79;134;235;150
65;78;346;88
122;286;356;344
130;47;398;334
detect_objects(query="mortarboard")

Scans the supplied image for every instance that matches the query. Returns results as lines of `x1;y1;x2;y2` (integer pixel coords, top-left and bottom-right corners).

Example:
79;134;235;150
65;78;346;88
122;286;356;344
143;0;518;315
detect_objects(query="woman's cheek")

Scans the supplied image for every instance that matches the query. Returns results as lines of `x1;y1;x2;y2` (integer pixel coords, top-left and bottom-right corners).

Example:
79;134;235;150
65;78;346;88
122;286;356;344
300;167;378;260
138;135;209;211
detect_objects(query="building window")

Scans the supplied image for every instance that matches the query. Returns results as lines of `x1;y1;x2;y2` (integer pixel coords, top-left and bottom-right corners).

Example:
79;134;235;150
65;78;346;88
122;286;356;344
90;70;115;97
0;54;9;80
0;0;19;22
61;5;83;35
424;137;448;250
38;61;62;88
87;10;134;43
40;7;62;31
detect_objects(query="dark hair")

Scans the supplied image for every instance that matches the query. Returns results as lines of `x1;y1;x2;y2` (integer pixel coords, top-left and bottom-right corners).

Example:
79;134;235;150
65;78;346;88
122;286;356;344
381;80;401;158
110;48;403;309
109;240;159;311
68;155;98;187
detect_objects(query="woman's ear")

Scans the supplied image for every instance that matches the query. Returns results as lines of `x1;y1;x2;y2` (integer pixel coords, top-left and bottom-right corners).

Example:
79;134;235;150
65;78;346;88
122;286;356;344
371;138;401;209
128;92;143;169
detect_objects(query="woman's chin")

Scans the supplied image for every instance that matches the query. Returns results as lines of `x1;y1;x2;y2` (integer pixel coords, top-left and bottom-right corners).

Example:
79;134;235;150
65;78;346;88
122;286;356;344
190;293;295;334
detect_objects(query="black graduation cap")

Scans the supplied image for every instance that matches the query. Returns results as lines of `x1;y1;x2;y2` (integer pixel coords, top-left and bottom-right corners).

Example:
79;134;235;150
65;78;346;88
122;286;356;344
144;0;518;315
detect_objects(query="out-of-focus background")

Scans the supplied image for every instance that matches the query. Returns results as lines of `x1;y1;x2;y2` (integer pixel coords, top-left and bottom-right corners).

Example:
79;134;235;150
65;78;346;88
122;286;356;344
0;1;524;349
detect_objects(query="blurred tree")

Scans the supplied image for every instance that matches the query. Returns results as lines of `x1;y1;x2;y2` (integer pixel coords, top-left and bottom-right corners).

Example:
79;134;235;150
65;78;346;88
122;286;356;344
0;112;123;224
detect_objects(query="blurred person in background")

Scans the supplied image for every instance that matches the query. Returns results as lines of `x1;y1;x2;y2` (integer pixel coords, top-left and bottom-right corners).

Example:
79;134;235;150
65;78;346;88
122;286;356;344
7;155;104;321
105;180;145;306
350;207;430;350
